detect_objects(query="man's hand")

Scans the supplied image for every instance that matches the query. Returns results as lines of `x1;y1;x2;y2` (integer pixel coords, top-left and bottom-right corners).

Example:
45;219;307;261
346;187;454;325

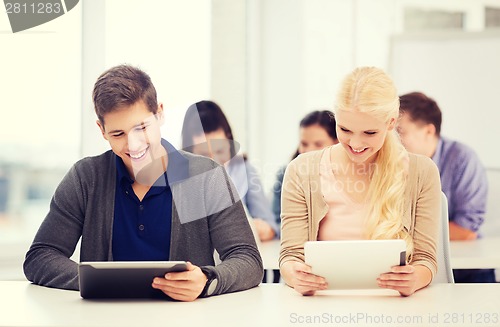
152;261;207;301
449;221;477;241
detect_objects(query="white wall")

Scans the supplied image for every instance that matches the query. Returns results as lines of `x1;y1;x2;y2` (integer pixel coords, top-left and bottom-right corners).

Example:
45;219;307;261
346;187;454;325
211;0;248;152
0;4;81;168
81;0;212;156
257;0;306;185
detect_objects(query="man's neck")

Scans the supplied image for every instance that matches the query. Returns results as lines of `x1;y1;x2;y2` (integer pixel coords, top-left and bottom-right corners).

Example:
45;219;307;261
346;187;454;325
426;136;440;158
133;151;169;186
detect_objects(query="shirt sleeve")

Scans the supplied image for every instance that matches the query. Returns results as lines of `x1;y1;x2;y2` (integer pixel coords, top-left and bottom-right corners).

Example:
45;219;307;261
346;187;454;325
448;149;488;232
271;166;286;226
244;161;280;237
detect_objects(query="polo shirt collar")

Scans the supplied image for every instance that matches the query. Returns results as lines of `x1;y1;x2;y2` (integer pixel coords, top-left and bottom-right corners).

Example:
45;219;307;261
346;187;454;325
431;137;444;167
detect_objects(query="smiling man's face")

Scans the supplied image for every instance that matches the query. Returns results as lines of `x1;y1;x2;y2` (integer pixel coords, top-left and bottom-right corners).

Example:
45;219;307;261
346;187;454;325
97;100;165;178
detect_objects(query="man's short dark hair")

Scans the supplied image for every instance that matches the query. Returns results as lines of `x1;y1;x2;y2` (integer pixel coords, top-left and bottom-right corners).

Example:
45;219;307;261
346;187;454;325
399;92;442;136
93;65;158;124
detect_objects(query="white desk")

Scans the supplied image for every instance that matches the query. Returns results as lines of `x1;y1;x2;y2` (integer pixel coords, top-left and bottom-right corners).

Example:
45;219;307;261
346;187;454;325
261;238;500;270
259;238;281;270
1;281;499;327
450;237;500;269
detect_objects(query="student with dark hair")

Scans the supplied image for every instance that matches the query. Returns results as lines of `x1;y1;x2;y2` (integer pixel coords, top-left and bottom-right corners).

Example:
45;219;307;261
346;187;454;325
182;100;279;242
272;110;338;224
398;91;494;283
23;65;263;301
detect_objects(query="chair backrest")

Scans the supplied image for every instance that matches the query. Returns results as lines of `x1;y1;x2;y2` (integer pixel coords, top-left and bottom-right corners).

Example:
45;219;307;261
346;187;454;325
480;168;500;237
431;192;454;284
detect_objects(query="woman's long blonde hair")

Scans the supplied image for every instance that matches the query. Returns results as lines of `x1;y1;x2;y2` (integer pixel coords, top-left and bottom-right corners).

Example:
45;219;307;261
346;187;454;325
335;67;413;259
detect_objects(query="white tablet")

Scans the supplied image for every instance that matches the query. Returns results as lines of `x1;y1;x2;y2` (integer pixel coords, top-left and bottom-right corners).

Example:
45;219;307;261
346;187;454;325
78;261;188;299
304;240;406;290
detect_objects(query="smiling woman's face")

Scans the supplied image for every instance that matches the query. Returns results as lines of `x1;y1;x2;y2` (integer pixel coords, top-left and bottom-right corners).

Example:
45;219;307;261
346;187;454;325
335;109;394;165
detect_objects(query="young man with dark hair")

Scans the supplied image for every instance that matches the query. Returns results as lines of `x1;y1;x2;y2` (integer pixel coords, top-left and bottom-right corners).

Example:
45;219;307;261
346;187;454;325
24;64;263;301
397;91;494;283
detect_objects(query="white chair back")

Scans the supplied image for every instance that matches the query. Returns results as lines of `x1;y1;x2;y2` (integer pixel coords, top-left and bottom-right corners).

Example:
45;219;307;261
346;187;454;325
481;168;500;237
432;192;454;284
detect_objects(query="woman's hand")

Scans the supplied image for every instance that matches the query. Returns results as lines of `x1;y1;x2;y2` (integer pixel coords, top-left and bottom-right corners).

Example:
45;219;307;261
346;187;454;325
152;261;207;301
281;261;328;296
377;264;431;297
253;218;276;241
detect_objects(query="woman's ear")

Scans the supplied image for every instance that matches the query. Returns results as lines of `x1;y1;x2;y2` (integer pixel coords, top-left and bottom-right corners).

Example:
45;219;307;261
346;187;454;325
388;117;396;131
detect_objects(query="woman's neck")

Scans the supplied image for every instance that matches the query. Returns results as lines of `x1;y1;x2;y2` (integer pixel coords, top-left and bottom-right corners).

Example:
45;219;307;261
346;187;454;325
332;145;376;179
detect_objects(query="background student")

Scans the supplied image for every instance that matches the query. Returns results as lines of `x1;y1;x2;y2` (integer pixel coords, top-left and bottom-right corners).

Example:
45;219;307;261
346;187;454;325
280;67;441;296
181;100;279;241
24;65;263;301
398;91;495;283
271;110;338;224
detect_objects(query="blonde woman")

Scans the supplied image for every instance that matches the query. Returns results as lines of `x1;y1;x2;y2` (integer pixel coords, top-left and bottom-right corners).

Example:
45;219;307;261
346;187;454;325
279;67;441;297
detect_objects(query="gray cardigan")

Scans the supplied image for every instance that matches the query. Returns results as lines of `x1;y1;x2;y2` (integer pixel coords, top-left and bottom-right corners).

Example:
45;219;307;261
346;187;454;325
23;149;263;296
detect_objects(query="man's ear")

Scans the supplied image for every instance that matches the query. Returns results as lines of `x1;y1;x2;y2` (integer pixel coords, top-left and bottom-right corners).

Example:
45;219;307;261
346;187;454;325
156;103;165;126
96;120;108;140
425;123;436;137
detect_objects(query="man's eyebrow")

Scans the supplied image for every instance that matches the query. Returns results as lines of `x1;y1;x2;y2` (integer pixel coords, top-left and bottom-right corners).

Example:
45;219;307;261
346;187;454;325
107;129;123;134
107;122;148;134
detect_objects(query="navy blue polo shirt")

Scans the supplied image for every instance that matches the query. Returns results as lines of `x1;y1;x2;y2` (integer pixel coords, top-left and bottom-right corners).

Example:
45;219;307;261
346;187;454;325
112;139;188;261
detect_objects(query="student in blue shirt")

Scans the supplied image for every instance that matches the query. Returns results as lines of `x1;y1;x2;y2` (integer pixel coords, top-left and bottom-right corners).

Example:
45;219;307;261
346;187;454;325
181;100;279;242
24;65;263;301
397;91;495;283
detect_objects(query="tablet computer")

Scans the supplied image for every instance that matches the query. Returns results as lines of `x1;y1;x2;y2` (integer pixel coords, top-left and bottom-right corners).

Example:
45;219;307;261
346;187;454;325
304;240;406;290
78;261;188;299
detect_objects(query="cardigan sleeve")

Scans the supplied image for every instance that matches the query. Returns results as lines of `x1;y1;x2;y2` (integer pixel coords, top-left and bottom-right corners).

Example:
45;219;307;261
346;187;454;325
23;163;85;290
200;165;263;296
279;157;310;267
410;156;441;278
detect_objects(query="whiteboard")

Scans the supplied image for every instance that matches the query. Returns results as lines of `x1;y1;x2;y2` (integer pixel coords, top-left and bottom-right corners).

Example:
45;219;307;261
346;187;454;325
389;30;500;169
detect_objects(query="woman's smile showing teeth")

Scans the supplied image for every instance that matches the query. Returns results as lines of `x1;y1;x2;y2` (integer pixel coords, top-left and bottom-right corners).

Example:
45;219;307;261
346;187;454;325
350;146;367;154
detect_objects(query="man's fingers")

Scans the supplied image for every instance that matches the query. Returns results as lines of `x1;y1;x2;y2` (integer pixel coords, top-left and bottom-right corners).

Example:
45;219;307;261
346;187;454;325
153;278;193;291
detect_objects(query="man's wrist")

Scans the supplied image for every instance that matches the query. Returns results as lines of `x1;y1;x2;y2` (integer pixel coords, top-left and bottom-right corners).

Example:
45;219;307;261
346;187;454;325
200;267;218;297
